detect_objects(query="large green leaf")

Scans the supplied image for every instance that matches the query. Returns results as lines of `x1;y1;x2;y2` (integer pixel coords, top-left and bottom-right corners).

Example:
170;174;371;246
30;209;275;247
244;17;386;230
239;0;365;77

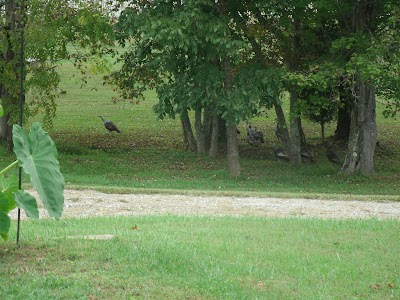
0;175;18;213
12;122;64;220
0;104;3;117
0;191;17;214
14;190;39;219
0;211;10;241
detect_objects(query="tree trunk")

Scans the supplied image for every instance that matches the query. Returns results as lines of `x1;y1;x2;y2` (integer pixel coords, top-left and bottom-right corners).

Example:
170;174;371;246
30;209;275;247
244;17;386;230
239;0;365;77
180;109;196;152
342;80;377;174
209;114;219;158
289;89;302;165
334;84;352;142
1;0;17;151
226;124;240;176
194;107;206;155
273;99;290;148
342;0;378;175
287;16;302;165
223;58;240;177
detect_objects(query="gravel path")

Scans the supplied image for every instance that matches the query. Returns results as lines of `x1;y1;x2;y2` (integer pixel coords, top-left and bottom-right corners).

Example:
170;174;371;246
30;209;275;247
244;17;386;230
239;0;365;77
10;189;400;220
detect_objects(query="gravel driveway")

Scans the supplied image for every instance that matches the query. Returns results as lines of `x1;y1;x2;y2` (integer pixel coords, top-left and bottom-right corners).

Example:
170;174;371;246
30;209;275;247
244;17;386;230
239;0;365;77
10;189;400;220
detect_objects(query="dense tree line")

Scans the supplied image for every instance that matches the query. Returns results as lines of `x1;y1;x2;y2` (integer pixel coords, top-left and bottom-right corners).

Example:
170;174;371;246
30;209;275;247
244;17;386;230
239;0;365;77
1;0;400;176
109;0;400;175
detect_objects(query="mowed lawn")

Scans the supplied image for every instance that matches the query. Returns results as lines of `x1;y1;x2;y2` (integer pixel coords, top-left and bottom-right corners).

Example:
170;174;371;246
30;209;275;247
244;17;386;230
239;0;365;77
0;56;399;299
1;216;399;299
0;57;397;198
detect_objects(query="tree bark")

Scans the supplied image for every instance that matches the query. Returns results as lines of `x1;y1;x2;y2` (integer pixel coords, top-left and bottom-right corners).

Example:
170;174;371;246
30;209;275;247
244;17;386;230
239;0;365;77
209;114;219;158
226;123;240;176
1;0;17;151
334;84;352;142
180;109;196;152
289;88;302;165
223;58;240;177
342;0;378;175
342;80;377;174
287;17;302;165
273;99;290;148
194;107;207;155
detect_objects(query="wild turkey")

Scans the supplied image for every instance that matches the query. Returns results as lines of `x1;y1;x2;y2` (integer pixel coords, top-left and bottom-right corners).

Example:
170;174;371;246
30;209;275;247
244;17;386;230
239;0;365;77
247;126;256;145
274;146;290;161
98;116;121;133
253;129;264;143
326;143;341;164
247;126;264;145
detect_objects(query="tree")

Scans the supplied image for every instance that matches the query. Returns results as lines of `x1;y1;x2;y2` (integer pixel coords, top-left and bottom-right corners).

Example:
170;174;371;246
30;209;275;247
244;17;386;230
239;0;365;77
0;0;114;150
110;0;282;176
338;1;399;174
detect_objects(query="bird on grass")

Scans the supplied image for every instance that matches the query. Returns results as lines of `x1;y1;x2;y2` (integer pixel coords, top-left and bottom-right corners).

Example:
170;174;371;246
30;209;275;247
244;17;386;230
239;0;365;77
326;143;341;164
98;116;121;133
274;146;290;161
247;125;265;145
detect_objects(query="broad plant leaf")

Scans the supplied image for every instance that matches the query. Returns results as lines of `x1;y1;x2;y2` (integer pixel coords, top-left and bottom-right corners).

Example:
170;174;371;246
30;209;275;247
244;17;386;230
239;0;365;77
0;175;18;213
0;104;3;117
15;190;39;219
12;123;64;220
0;191;17;214
0;211;10;241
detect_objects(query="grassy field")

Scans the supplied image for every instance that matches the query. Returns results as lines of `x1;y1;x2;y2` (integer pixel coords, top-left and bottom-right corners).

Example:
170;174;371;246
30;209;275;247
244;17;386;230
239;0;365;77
1;216;399;299
1;57;400;299
1;58;399;199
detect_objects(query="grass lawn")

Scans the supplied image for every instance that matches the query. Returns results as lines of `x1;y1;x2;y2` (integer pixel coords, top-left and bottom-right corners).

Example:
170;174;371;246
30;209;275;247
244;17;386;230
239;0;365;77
0;52;399;299
1;57;399;199
1;216;399;299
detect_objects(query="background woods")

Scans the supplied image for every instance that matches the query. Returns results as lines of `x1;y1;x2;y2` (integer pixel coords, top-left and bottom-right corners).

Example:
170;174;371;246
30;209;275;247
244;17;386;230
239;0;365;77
1;0;400;178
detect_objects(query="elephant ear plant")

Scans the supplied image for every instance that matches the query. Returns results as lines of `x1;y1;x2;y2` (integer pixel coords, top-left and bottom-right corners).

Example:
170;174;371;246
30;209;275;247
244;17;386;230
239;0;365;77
0;104;64;241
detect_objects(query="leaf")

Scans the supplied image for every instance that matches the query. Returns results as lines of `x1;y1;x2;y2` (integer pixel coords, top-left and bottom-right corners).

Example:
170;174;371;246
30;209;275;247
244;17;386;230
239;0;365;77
0;104;3;117
0;175;18;213
0;211;10;241
14;190;39;219
0;191;17;214
1;174;19;195
12;123;64;220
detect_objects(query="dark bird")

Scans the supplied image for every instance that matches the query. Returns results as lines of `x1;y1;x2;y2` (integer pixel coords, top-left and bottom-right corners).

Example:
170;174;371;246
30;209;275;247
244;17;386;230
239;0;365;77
326;143;341;164
274;146;290;161
247;125;264;145
247;126;256;145
98;116;121;133
253;129;264;143
301;147;313;163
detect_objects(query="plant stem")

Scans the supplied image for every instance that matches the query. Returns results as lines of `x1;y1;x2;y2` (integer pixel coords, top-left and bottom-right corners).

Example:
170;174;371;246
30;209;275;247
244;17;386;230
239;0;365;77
0;160;19;176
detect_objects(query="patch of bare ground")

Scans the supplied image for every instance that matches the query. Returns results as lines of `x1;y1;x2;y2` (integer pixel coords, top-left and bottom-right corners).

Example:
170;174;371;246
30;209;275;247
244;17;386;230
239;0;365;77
9;189;400;220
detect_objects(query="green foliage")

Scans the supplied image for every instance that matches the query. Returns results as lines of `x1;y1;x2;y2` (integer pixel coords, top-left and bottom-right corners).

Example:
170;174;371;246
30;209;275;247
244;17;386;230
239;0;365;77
111;1;283;125
12;123;64;220
1;0;115;131
1;217;399;299
0;122;64;241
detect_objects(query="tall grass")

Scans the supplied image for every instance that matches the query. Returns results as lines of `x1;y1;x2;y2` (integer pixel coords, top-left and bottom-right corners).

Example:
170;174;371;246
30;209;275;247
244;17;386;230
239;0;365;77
1;216;399;299
0;57;399;198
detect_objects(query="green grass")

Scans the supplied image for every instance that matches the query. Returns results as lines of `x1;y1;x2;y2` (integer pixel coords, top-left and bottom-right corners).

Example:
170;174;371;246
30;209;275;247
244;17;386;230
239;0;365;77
1;57;400;299
1;57;399;199
1;216;399;299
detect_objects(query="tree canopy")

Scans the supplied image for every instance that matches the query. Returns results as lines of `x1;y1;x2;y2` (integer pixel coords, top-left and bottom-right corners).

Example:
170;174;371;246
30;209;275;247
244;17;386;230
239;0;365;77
1;0;399;175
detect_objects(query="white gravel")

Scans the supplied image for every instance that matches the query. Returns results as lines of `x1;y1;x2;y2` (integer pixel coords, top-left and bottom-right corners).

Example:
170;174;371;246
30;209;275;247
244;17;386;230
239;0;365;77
9;189;400;220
